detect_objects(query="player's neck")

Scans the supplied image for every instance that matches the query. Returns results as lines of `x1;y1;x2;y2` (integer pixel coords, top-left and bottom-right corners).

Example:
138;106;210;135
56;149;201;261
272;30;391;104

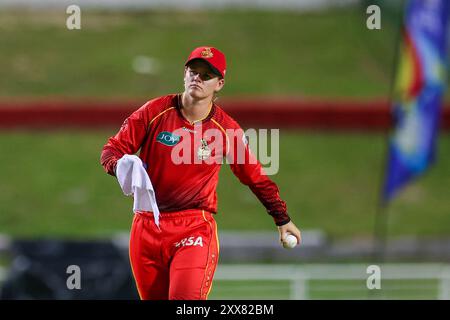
180;92;213;124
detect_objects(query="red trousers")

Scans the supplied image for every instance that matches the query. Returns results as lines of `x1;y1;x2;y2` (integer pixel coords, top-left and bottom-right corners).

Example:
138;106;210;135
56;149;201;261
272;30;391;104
129;209;219;300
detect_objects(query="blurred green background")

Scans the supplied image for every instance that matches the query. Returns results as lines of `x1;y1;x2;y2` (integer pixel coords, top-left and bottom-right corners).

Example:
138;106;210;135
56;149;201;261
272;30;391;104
0;9;396;98
1;130;449;239
0;6;449;241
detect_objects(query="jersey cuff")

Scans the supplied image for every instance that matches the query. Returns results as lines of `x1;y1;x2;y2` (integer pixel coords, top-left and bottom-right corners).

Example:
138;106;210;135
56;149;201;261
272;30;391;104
270;211;291;226
275;217;291;226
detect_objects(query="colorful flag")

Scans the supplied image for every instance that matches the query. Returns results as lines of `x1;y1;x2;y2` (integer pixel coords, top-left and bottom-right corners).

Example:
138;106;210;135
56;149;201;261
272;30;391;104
383;0;449;202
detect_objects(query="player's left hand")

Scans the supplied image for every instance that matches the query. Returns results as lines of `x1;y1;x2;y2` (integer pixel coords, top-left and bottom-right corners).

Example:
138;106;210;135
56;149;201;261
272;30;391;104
277;221;302;246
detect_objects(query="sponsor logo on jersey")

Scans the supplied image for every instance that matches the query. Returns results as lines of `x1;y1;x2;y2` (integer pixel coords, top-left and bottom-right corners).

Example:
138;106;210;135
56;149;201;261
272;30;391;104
174;236;204;248
156;131;181;146
181;126;197;133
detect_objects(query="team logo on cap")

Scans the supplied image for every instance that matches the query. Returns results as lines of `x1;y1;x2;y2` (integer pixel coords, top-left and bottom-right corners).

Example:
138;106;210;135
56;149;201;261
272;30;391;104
201;47;214;58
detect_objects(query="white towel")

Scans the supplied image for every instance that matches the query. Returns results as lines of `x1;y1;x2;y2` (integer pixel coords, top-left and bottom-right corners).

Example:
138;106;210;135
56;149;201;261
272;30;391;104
116;154;160;227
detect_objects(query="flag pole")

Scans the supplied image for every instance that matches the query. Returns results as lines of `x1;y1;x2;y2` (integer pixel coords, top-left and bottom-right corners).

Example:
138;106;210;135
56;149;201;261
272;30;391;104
369;4;406;300
371;0;406;265
372;200;389;263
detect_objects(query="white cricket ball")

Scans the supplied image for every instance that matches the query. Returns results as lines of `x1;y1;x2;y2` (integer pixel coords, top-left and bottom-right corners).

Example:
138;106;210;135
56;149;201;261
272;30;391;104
283;234;298;249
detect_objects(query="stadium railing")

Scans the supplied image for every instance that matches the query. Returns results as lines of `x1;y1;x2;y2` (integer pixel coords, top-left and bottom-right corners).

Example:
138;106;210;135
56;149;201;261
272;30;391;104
213;264;450;300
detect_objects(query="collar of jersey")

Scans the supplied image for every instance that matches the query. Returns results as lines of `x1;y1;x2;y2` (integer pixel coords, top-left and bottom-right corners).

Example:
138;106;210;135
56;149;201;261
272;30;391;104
175;93;216;126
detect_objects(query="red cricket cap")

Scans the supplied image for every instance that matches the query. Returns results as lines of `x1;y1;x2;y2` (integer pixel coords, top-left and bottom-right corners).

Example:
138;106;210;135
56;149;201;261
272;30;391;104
185;46;227;78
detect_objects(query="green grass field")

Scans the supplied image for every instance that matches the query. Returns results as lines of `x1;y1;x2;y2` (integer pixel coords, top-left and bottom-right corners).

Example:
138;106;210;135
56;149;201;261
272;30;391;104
0;130;448;240
0;8;397;99
209;279;440;300
1;8;449;300
0;8;449;239
209;263;447;300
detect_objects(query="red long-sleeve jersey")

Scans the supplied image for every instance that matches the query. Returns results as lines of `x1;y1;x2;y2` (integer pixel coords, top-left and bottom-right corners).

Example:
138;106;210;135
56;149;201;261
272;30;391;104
100;93;290;226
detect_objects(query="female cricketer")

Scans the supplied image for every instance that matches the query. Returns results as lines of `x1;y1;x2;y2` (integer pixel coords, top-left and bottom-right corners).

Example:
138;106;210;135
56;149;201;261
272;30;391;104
100;46;301;300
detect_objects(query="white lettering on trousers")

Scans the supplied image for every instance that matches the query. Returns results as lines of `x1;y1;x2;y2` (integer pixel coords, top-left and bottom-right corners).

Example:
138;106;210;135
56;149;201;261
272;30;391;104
174;236;204;248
